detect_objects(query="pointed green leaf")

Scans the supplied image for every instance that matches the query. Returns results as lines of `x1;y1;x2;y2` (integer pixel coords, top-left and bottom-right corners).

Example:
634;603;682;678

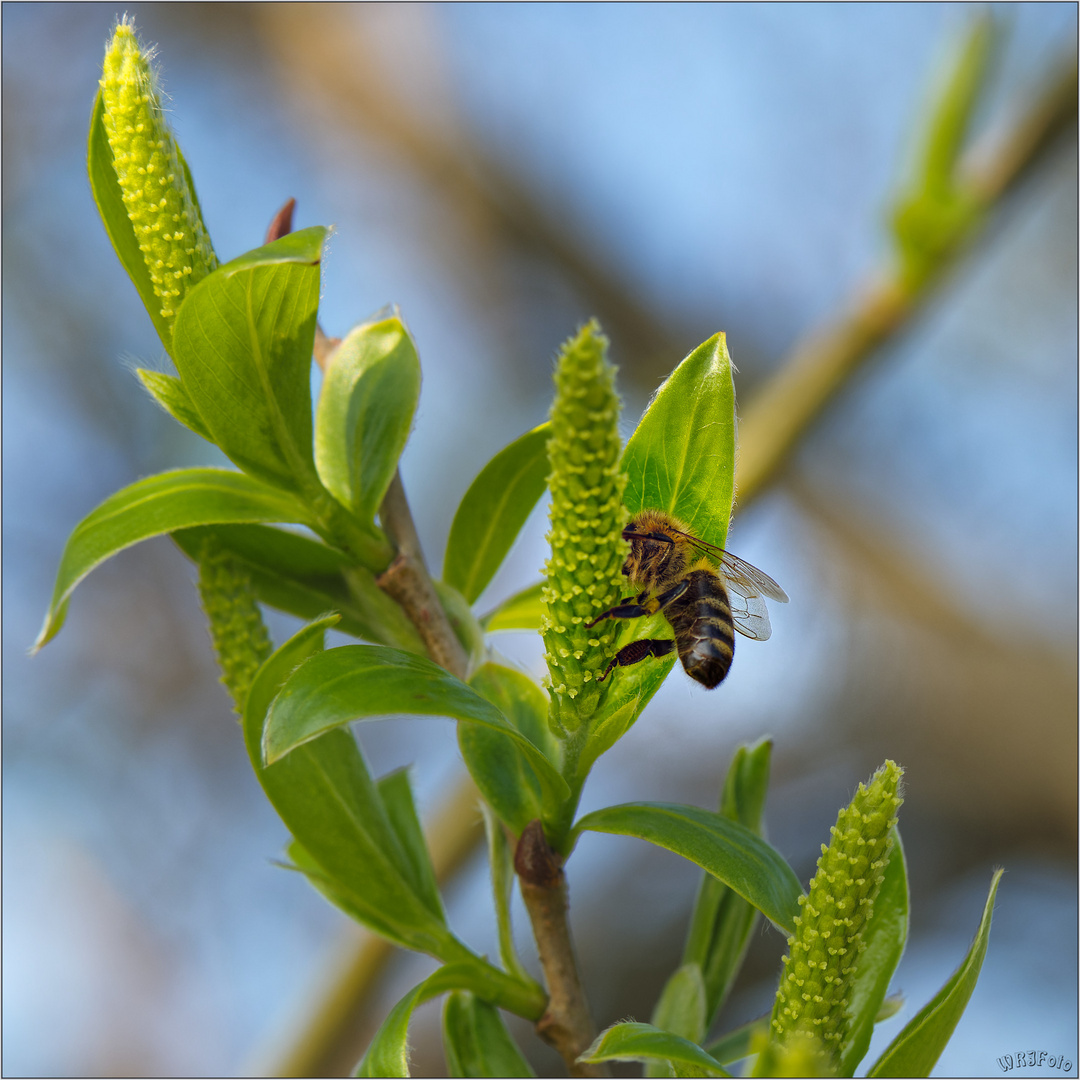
574;633;674;778
622;333;736;550
580;1022;731;1077
444;423;550;604
87;90;173;349
35;468;313;650
838;828;909;1076
172;524;423;649
377;768;445;922
136;369;213;441
704;1015;768;1066
243;618;456;957
682;740;772;1028
434;579;489;669
314;312;421;522
891;17;995;286
262;645;569;809
915;15;995;194
480;581;544;633
876;995;905;1023
355;964;547;1077
171;228;326;492
480;802;535;986
573;802;803;934
867;869;1003;1078
354;981;427;1078
443;992;536;1078
461;663;556;835
285;837;421;942
650;964;707;1061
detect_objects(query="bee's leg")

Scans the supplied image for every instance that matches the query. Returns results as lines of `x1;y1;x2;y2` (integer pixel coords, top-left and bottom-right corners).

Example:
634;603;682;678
585;599;650;628
586;582;690;629
596;639;676;681
651;579;690;611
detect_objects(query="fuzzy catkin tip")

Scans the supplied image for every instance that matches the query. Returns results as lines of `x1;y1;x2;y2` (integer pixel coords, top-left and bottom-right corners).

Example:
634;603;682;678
769;760;904;1062
541;321;627;732
99;19;217;325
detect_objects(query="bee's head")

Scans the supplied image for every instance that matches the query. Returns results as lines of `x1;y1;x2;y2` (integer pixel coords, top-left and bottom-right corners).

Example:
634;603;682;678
621;515;676;582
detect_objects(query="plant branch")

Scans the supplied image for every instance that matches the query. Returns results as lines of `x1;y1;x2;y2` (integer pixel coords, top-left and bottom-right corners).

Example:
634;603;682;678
375;471;471;680
515;821;607;1078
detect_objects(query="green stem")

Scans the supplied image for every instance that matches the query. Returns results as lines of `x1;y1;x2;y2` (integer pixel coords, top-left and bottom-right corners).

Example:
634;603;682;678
547;728;590;854
307;487;394;574
438;937;548;1021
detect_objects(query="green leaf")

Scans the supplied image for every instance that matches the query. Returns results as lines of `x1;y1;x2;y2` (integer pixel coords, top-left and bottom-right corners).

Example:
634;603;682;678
867;869;1003;1078
443;423;550;604
171;228;326;492
573;802;803;934
480;802;535;986
891;16;994;286
719;737;772;830
574;637;675;783
35;468;313;650
838;828;909;1076
622;333;736;550
876;995;905;1023
136;369;213;441
355;964;547;1077
650;964;708;1056
580;1022;731;1077
915;15;995;195
354;976;436;1079
87;90;173;350
285;837;419;940
682;740;772;1028
443;992;536;1078
243;618;457;957
704;1015;768;1066
172;523;423;649
314;311;421;523
377;768;445;922
461;663;555;835
434;580;489;669
262;645;569;810
480;581;544;632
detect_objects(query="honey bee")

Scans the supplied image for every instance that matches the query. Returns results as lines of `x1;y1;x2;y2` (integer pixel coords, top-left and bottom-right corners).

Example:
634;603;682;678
586;510;788;689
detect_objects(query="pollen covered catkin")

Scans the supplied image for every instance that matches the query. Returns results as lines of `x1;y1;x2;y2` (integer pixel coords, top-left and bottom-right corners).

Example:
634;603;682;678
541;321;627;732
99;19;217;326
770;761;904;1066
197;541;272;715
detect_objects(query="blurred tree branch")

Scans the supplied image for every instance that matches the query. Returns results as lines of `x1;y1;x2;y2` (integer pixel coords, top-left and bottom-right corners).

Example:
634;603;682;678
255;4;685;380
788;474;1076;845
251;13;1076;1074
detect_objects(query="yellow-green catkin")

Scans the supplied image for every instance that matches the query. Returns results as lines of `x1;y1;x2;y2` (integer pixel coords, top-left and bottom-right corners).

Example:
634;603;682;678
770;760;904;1067
541;321;627;733
99;19;217;325
197;543;272;715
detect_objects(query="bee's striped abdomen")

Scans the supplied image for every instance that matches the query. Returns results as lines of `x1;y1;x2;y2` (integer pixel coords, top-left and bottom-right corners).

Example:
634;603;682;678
666;568;736;689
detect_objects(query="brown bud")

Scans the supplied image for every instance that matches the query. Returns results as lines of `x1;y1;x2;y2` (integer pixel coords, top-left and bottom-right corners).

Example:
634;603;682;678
265;197;296;244
514;819;563;888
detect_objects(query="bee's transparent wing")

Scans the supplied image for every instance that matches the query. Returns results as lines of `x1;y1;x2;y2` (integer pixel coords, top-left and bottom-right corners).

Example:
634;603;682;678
671;528;788;635
717;550;789;604
727;589;772;641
